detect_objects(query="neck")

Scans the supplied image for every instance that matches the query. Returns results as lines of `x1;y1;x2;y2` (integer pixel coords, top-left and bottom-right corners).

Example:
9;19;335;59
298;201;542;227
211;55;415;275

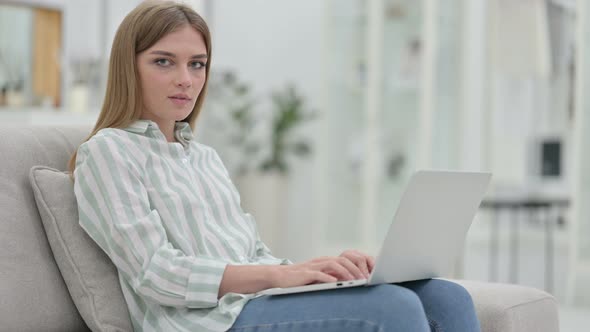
160;122;176;142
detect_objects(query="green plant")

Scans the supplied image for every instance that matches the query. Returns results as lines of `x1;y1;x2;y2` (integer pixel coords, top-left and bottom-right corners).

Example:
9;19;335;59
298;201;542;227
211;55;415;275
259;84;316;174
206;71;259;175
206;74;316;176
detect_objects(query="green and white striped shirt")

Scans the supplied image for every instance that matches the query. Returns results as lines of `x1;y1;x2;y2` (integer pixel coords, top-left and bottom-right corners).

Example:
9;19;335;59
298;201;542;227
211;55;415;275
74;120;289;332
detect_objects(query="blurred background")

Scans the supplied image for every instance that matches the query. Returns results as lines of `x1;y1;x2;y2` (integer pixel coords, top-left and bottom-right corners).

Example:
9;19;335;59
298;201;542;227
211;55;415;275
1;0;589;329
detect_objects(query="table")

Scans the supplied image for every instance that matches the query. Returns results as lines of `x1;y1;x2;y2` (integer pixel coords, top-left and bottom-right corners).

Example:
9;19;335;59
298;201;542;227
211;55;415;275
479;196;569;293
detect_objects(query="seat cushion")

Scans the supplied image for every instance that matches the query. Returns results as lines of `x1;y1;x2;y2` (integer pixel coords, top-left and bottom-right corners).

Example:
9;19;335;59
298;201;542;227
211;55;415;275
30;166;133;332
451;279;559;332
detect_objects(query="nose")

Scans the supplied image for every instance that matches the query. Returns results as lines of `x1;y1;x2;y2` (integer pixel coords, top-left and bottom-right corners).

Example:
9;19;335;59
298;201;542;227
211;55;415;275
174;67;192;88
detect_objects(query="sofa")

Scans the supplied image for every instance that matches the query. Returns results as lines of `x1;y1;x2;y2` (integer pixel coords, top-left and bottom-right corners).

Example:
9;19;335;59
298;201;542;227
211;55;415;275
0;125;560;332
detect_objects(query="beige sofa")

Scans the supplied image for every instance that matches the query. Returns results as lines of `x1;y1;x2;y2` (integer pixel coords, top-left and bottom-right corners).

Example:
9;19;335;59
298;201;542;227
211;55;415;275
0;126;560;332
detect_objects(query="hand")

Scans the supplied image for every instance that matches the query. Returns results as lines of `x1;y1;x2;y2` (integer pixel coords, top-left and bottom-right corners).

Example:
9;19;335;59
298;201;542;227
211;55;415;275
339;249;375;279
270;255;369;289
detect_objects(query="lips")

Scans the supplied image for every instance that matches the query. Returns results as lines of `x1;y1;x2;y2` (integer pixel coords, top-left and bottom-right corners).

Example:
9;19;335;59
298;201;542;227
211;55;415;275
169;93;191;101
168;94;192;106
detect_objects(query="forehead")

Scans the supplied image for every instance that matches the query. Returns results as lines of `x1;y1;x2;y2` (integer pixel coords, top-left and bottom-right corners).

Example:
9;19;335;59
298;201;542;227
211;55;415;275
148;25;207;54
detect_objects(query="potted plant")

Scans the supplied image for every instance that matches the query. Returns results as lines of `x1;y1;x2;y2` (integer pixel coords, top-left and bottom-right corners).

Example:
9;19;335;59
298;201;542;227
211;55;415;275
258;83;315;174
238;83;316;255
202;75;317;254
69;57;101;113
201;70;260;176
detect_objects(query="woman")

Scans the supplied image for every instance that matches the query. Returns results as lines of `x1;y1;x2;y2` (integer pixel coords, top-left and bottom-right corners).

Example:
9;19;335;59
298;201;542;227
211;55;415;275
70;1;481;331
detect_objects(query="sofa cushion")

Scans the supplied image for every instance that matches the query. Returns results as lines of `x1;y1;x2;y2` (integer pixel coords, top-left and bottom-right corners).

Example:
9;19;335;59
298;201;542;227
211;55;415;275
451;280;559;332
29;165;132;332
0;126;91;331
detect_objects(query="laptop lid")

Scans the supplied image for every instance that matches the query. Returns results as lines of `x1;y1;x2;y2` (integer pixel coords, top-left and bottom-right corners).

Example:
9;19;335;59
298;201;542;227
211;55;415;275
368;170;491;284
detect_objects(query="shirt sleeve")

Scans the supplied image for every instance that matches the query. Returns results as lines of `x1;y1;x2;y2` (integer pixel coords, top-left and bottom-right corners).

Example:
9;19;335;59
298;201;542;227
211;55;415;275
73;136;227;308
253;237;292;265
208;146;292;266
245;213;292;265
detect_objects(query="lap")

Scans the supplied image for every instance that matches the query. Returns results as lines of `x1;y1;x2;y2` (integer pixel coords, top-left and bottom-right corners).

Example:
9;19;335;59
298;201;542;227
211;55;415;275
229;279;479;332
400;279;481;332
234;283;424;322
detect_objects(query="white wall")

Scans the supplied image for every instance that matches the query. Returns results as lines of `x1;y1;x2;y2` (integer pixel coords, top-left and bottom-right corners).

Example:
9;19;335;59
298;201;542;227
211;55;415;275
569;0;590;306
61;0;139;110
210;0;323;111
204;0;324;261
460;0;486;172
1;0;63;9
63;0;101;60
104;0;141;56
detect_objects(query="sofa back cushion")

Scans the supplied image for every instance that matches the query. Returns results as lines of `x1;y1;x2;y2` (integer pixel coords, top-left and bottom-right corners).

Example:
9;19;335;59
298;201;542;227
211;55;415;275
0;126;90;332
30;166;132;332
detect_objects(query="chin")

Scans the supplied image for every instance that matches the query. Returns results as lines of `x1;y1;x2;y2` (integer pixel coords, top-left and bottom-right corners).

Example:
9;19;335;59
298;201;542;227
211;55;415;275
175;110;194;122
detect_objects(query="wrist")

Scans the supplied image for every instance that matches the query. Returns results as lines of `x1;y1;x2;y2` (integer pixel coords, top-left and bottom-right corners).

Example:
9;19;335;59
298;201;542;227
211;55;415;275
266;265;284;288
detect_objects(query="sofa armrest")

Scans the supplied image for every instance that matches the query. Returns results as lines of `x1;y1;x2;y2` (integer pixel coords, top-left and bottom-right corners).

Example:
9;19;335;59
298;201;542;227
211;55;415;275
450;280;559;332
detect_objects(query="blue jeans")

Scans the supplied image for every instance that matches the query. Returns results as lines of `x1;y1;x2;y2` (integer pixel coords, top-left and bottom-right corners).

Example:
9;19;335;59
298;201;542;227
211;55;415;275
228;279;480;332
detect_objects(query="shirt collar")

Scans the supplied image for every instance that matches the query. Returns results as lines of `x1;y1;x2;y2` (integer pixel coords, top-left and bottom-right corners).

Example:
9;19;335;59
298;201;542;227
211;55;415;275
124;120;194;146
174;121;194;146
125;119;152;134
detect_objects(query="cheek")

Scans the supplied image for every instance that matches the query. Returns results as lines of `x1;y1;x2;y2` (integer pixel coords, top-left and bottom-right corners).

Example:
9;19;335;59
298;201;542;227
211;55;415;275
139;75;169;112
141;71;169;96
193;72;207;91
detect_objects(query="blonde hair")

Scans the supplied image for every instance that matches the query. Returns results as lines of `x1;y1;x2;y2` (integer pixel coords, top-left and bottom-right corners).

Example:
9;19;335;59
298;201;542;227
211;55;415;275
68;0;212;175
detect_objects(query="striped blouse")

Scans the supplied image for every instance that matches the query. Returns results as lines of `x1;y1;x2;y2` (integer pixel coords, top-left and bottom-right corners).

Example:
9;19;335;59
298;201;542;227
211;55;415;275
73;119;289;332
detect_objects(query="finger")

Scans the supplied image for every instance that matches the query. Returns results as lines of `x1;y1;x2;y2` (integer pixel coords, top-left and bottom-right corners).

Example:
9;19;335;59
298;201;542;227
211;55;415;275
341;252;370;278
317;260;355;281
307;271;338;284
336;257;366;280
351;253;371;277
309;257;354;279
367;255;376;272
349;251;376;275
367;256;375;271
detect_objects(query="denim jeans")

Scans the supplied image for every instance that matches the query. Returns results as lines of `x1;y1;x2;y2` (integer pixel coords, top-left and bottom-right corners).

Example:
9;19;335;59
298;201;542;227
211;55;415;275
228;279;481;332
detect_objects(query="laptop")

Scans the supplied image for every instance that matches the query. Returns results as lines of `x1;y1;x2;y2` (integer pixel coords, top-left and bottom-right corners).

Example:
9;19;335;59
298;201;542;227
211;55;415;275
256;170;492;296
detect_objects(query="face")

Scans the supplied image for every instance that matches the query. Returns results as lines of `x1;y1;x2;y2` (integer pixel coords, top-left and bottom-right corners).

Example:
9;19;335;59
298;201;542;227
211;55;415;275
136;25;207;126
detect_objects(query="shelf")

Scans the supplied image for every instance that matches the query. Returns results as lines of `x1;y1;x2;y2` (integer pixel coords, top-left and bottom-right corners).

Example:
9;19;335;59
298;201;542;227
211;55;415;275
0;108;98;126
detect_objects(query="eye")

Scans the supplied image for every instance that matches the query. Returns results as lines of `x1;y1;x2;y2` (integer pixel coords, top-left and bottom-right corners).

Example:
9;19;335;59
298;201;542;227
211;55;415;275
154;58;171;66
190;61;206;69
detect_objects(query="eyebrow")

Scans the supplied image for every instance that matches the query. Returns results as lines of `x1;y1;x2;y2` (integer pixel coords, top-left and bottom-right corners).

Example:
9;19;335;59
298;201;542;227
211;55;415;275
148;50;207;59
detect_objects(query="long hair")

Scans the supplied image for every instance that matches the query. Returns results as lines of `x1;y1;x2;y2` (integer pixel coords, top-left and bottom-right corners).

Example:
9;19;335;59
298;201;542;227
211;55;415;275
68;0;212;175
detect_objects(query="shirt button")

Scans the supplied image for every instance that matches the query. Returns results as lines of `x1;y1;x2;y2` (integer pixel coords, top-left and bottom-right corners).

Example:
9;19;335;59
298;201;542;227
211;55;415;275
182;158;188;164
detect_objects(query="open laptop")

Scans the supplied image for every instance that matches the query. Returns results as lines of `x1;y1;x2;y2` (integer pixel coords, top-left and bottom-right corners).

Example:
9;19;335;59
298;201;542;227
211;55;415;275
257;170;491;296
